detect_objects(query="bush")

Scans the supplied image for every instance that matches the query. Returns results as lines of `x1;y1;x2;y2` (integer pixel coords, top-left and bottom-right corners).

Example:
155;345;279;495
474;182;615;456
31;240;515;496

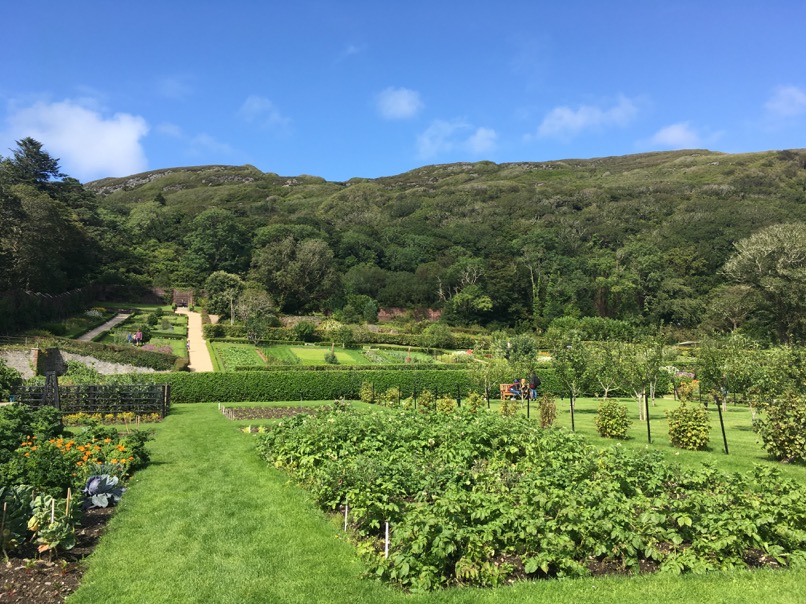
358;381;374;404
323;350;338;364
464;391;486;414
436;396;457;414
378;387;401;408
753;392;806;462
667;402;710;450
595;399;632;439
538;393;557;428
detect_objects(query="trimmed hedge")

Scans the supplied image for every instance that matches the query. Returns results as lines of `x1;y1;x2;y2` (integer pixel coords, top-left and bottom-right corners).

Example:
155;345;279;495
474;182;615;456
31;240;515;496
135;366;561;403
201;324;483;349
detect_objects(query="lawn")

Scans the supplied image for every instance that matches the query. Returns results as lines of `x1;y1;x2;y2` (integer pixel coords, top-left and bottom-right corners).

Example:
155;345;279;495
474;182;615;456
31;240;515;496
259;344;373;366
485;394;806;480
69;403;806;603
289;345;370;365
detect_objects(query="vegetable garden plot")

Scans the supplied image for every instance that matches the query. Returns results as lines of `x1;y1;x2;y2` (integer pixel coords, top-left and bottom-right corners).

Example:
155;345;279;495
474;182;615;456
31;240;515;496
256;406;806;591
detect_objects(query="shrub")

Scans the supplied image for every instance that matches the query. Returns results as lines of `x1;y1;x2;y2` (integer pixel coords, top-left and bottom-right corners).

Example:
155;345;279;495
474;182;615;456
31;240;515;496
538;393;557;428
500;397;519;417
416;389;436;413
595;399;632;439
378;387;401;408
465;391;486;414
666;402;710;450
436;396;457;414
323;350;338;364
753;392;806;462
359;381;375;404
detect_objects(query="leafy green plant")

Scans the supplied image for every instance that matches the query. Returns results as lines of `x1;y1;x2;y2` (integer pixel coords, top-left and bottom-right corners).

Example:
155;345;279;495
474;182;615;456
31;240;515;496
0;484;33;555
323;350;338;364
82;474;126;509
667;402;711;450
753;392;806;462
595;399;632;439
27;489;81;555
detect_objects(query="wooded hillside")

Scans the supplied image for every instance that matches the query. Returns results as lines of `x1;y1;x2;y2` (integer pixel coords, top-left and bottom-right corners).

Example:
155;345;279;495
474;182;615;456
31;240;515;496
3;139;805;341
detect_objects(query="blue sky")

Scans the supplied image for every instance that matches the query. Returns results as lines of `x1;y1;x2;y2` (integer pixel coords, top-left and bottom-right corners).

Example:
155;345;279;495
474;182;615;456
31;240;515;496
3;0;805;182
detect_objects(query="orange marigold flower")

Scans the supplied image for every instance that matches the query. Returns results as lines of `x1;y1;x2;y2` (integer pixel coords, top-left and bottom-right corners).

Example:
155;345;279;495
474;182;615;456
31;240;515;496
24;453;30;457
111;458;118;464
76;461;83;466
128;456;134;461
103;438;112;443
117;445;126;452
30;446;37;451
78;445;86;452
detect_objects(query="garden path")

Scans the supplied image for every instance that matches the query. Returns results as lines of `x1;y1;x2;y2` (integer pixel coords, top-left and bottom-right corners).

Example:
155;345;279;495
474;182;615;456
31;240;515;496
76;313;132;341
175;308;214;372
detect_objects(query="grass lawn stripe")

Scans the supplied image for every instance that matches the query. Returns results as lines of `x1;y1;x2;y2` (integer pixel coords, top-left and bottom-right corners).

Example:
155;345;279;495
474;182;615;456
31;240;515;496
69;403;806;604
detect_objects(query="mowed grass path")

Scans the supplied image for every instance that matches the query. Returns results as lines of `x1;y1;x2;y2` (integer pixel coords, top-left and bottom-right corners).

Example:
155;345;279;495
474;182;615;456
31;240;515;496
70;404;806;604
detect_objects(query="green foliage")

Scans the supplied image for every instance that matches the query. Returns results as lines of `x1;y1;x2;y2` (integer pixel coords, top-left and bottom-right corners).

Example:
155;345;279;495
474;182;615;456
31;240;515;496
323;350;339;364
0;403;63;466
256;407;806;590
594;399;632;439
0;358;22;399
359;381;375;404
753;392;806;462
436;396;457;414
28;490;81;554
667;402;711;450
464;391;486;414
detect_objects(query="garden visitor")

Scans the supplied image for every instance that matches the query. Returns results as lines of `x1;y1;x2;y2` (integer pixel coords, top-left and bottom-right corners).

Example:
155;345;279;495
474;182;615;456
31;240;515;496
508;379;522;398
135;330;143;346
528;373;541;400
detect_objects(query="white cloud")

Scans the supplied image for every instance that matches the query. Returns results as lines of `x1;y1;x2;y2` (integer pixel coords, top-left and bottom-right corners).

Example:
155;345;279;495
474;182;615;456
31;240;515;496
417;119;497;159
3;99;149;180
376;87;424;120
649;122;702;148
188;133;235;156
466;127;498;154
537;95;638;140
765;85;806;118
237;95;291;131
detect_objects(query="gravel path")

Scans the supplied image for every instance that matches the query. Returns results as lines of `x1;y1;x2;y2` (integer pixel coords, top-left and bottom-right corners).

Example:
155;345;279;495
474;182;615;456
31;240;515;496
76;313;132;341
174;308;214;372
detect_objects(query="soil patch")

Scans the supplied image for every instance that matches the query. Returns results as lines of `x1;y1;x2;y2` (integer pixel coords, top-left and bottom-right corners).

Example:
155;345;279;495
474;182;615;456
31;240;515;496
1;507;113;603
223;406;323;421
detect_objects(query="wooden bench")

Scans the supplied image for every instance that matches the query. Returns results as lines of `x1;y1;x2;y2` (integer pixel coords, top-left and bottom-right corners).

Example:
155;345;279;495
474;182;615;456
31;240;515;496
499;384;518;400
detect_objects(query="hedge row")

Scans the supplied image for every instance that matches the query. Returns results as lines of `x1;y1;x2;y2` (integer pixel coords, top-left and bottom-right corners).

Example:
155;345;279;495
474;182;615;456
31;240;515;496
201;324;481;349
137;367;562;403
231;364;463;372
54;339;187;372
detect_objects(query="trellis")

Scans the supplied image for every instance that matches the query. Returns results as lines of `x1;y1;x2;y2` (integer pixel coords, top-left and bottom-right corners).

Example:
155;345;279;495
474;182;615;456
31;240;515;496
11;380;170;418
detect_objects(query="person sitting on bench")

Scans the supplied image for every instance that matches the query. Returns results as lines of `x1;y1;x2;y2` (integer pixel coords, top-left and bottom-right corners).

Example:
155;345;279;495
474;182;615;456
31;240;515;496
508;379;522;398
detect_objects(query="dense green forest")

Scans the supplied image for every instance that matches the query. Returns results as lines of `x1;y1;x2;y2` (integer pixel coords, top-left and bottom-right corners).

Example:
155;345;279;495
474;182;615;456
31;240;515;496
2;138;805;342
